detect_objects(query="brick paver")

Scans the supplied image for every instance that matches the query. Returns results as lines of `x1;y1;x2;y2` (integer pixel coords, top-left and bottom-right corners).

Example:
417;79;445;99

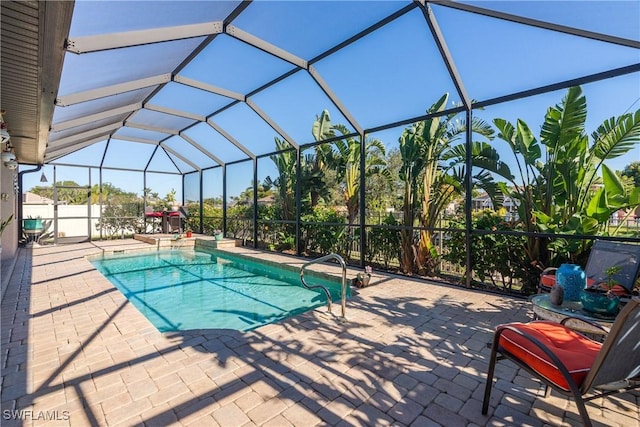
1;241;638;426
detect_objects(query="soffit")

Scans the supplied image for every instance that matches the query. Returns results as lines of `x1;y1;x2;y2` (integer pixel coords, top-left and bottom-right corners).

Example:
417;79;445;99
0;0;73;164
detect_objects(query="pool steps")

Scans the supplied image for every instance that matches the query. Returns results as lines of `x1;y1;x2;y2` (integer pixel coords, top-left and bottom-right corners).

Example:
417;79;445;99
133;234;240;250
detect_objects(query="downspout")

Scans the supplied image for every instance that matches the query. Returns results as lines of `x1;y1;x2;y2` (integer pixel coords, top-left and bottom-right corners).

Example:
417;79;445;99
17;165;43;244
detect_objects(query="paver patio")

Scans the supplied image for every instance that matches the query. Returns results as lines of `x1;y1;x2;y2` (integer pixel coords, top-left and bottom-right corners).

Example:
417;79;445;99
1;240;638;426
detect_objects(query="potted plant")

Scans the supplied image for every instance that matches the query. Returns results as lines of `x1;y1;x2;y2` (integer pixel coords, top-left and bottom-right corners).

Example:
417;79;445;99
580;266;621;315
353;266;372;288
23;215;43;231
214;230;223;241
185;227;193;238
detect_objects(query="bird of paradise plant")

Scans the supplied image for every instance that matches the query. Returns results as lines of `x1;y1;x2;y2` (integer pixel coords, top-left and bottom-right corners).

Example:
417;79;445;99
489;86;640;269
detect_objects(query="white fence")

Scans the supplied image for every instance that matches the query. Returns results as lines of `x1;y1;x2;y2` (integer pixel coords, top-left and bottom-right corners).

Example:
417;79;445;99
23;204;102;238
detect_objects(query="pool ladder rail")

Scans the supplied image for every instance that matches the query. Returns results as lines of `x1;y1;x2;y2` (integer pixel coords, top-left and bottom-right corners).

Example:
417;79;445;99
299;253;347;320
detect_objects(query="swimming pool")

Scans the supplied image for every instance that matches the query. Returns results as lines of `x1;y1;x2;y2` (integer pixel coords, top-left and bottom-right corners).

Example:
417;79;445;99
90;249;348;332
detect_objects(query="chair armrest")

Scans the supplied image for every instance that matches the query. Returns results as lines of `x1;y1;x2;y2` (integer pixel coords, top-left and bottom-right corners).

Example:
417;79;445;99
560;315;610;335
541;267;557;276
538;267;558;293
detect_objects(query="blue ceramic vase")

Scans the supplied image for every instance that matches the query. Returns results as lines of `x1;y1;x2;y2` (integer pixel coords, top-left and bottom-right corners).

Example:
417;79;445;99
556;264;586;302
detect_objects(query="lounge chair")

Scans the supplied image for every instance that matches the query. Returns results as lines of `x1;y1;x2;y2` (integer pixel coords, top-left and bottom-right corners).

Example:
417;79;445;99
482;296;640;427
539;240;640;297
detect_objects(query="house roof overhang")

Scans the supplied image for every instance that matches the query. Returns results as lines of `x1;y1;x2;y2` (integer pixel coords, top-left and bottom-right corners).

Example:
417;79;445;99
1;0;74;165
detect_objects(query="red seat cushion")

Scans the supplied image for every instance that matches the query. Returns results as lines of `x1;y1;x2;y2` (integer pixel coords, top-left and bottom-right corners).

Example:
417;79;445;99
611;284;630;297
584;283;631;297
498;321;601;391
540;273;556;290
539;274;596;292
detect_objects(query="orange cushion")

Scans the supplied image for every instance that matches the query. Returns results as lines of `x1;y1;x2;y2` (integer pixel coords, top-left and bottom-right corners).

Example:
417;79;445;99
498;321;601;391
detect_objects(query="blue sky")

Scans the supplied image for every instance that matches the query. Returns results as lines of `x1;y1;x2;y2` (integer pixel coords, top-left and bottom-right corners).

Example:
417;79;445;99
25;1;640;202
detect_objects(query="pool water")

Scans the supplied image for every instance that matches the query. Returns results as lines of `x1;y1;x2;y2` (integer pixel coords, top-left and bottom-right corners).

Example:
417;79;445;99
90;250;347;332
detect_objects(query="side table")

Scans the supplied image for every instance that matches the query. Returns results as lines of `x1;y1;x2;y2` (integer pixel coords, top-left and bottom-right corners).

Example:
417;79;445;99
530;294;616;336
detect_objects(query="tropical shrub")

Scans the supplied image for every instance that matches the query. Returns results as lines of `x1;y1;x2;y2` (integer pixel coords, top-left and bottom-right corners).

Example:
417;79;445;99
366;213;401;268
96;201;144;238
194;200;223;235
268;138;297;221
443;210;535;294
301;205;345;256
227;204;253;240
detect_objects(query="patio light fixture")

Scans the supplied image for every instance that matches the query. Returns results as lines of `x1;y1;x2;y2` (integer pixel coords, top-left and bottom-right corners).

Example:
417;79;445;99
0;110;9;145
2;141;17;169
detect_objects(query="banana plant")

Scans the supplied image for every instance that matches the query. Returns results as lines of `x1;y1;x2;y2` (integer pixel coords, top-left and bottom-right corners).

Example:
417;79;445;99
331;124;391;226
398;93;496;275
269;137;297;221
306;110;337;208
398;121;427;274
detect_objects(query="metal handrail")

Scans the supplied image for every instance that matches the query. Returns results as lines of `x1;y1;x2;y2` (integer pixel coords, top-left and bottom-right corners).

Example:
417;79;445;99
300;253;347;319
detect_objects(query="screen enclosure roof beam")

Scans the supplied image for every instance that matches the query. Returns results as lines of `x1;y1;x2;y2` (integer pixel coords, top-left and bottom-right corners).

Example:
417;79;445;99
162;145;201;171
65;21;224;53
144;104;206;122
45;136;107;161
206;118;256;160
173;75;245;101
125;121;179;136
56;74;172;106
245;99;298;150
179;132;225;166
51;102;142;132
225;25;308;69
48;122;122;148
430;0;640;49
